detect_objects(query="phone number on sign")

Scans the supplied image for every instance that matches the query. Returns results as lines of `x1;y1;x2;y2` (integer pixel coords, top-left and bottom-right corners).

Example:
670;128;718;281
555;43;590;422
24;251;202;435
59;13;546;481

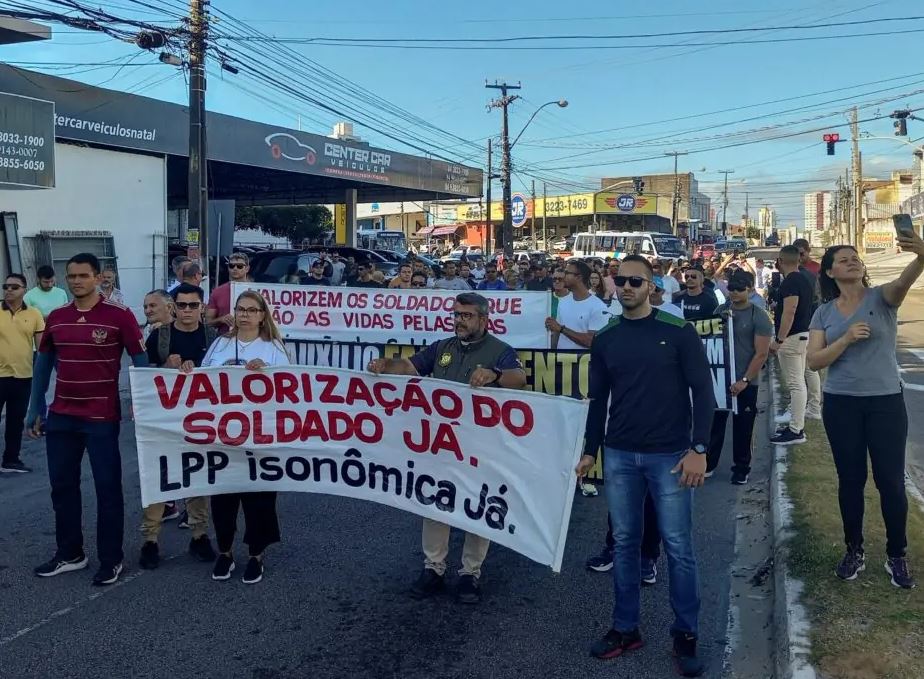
0;158;45;171
0;132;46;147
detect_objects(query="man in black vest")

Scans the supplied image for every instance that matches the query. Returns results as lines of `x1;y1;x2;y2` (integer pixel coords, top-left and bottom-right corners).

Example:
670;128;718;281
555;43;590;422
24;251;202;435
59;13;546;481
368;292;526;604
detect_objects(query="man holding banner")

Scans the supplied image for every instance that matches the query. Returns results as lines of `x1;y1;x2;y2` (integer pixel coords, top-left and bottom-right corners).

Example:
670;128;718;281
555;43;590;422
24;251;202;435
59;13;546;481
368;292;526;605
577;255;713;677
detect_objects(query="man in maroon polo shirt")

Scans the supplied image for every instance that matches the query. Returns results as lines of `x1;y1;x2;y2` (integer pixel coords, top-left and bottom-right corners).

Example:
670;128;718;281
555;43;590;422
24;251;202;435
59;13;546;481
206;252;250;335
27;252;149;586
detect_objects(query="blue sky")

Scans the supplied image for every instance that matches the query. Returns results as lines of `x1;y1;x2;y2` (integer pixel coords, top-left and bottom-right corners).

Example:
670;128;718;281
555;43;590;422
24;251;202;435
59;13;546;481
7;0;924;226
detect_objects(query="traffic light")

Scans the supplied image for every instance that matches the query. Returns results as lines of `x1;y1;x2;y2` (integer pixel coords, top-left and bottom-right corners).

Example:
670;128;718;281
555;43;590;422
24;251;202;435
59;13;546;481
633;177;645;195
892;110;910;137
823;133;840;156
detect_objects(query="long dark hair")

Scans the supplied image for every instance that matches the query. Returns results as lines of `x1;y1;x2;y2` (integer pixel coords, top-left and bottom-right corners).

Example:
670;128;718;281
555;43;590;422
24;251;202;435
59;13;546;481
818;245;871;303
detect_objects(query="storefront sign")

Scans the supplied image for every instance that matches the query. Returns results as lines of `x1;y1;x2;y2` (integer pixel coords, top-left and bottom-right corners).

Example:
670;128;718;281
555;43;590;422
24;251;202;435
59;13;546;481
0;92;55;189
594;192;658;215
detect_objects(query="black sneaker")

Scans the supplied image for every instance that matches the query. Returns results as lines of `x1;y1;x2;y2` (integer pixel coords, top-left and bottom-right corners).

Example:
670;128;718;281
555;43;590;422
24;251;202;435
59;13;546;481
0;459;31;473
641;558;657;586
161;502;180;522
835;548;865;581
34;553;89;577
456;574;481;604
212;554;235;581
139;541;160;570
673;632;705;677
92;563;123;586
589;628;644;660
886;557;916;589
770;428;806;446
731;471;749;485
586;547;614;573
241;557;264;585
189;535;216;562
409;568;445;599
177;509;190;529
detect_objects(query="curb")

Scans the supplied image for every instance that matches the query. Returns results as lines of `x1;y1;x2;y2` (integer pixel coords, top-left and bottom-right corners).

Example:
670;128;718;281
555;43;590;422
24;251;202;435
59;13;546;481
768;367;817;679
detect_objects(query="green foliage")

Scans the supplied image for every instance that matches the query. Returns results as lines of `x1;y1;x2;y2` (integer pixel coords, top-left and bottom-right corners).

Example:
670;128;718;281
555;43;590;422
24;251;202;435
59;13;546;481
236;205;332;244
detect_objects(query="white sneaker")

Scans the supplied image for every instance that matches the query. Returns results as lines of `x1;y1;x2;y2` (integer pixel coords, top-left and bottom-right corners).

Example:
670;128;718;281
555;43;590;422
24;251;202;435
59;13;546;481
774;410;792;425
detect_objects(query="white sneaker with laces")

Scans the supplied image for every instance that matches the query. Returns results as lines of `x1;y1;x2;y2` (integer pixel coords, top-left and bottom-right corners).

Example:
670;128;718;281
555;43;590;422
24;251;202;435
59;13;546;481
774;410;792;425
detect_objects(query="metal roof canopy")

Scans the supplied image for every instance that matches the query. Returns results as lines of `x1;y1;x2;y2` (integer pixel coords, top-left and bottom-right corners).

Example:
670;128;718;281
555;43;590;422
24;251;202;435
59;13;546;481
0;64;483;206
0;17;51;45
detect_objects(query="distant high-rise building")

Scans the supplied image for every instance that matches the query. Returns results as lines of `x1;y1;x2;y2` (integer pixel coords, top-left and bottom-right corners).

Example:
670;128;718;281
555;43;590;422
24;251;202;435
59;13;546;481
803;192;832;233
757;207;776;230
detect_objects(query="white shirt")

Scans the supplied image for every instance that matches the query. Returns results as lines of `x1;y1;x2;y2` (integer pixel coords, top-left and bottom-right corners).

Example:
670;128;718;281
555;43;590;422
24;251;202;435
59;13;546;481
330;261;346;286
555;293;610;350
433;277;472;291
754;266;772;291
202;336;290;367
471;266;486;281
660;275;681;300
655;302;685;319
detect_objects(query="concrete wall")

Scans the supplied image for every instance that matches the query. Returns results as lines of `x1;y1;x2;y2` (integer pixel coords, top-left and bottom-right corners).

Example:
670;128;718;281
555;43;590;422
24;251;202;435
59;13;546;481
0;142;166;320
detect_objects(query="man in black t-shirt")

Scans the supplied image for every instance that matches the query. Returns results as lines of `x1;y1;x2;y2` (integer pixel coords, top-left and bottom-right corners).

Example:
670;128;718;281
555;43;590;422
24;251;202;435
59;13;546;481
140;283;217;569
674;267;719;320
769;246;814;446
349;262;383;288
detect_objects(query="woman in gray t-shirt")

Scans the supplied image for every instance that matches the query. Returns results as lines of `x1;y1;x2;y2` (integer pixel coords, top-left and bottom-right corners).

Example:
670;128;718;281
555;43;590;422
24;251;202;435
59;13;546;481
807;238;924;589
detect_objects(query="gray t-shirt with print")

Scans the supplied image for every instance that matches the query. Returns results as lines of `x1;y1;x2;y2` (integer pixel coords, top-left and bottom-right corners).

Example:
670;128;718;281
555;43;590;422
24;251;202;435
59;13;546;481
808;286;900;396
720;303;773;379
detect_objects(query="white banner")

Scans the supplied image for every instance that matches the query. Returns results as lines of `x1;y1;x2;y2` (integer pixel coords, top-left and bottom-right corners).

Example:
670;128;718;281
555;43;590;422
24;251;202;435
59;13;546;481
233;283;552;349
130;366;588;571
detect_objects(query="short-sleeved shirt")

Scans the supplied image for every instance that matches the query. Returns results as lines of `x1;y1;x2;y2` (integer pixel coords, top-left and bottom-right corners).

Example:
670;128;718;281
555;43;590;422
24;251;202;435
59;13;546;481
555;293;610;350
0;302;45;378
776;271;814;335
23;286;69;319
675;290;719;321
40;298;145;421
720;303;773;379
809;286;900;396
201;336;290;368
350;279;383;289
432;277;472;291
207;281;234;335
145;323;211;367
409;333;521;385
477;278;507;291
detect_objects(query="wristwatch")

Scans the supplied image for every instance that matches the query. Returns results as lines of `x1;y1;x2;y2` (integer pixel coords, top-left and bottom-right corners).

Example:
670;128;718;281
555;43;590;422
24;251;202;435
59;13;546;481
741;376;750;384
692;443;707;455
491;368;503;384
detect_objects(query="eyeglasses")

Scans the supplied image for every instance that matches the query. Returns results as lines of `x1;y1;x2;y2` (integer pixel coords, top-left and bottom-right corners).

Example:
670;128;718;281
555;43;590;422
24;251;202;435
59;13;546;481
175;301;201;310
2;284;23;290
614;275;649;288
552;277;565;282
453;311;477;321
228;263;247;269
235;306;263;315
683;273;700;280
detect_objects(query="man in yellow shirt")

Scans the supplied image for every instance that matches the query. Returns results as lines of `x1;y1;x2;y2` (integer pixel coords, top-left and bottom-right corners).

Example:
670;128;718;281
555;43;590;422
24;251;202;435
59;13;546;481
0;274;45;473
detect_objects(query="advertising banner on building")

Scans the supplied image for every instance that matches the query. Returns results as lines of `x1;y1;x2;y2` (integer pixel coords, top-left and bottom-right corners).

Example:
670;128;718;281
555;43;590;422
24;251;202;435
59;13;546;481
0;92;55;189
130;366;588;570
594;192;659;215
235;283;552;349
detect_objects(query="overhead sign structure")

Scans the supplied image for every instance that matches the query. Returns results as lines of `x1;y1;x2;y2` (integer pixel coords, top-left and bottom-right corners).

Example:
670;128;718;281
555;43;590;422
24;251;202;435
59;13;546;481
510;193;528;227
0;92;55;189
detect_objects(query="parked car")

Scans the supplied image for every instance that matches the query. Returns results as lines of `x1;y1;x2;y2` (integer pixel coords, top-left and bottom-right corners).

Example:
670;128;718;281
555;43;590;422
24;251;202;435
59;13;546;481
300;245;400;278
248;250;321;283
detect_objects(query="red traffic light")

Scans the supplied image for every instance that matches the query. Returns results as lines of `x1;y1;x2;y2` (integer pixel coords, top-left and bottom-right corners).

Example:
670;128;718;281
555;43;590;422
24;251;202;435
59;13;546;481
822;133;840;143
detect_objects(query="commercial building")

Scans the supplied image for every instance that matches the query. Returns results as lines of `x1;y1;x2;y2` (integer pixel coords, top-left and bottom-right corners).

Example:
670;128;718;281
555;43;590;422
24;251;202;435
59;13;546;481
599;173;712;227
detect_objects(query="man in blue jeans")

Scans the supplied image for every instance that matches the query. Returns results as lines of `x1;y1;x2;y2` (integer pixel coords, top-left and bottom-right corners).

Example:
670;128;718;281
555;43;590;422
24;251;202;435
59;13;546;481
576;255;714;677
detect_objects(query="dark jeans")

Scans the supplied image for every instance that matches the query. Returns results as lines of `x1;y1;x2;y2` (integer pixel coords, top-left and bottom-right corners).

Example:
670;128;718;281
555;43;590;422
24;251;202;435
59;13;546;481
823;392;909;558
45;412;124;567
211;492;280;556
0;376;31;463
707;384;759;475
605;492;661;561
604;448;700;636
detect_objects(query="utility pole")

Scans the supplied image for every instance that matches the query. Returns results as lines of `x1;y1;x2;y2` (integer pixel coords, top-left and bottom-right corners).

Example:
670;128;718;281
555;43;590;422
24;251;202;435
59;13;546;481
542;182;548;253
530;179;537;250
850;107;864;255
718;169;734;237
486;139;493;254
665;151;688;236
486;80;521;261
188;0;209;290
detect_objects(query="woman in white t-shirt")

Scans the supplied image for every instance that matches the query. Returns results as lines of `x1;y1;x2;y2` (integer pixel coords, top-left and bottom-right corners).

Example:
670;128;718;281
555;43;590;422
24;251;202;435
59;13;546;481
198;290;289;584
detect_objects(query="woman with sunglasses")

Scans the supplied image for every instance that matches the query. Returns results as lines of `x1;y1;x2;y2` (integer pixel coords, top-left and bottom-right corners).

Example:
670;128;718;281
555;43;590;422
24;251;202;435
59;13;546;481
706;271;772;485
807;234;924;589
196;290;290;584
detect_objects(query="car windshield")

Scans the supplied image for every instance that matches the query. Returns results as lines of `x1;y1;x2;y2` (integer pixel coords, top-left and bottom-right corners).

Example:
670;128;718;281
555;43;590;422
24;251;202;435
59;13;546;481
653;236;683;254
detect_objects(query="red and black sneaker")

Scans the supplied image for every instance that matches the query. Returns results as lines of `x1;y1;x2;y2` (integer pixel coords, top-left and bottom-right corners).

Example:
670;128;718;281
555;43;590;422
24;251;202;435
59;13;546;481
590;628;644;660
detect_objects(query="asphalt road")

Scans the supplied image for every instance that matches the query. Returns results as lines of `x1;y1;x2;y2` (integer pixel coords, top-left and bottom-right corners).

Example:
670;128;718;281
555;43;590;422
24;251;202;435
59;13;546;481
896;289;924;491
0;393;768;679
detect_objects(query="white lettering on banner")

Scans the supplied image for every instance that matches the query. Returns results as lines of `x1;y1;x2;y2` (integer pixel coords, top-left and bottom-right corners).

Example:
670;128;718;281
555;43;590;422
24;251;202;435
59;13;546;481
692;315;736;413
130;366;588;571
234;283;552;349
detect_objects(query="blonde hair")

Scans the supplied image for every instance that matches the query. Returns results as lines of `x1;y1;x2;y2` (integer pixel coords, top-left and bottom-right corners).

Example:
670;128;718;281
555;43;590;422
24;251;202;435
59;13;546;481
232;290;283;343
372;271;386;284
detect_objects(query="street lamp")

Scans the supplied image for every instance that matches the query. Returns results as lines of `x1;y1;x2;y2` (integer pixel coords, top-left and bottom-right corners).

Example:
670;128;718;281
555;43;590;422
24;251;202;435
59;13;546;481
510;99;569;149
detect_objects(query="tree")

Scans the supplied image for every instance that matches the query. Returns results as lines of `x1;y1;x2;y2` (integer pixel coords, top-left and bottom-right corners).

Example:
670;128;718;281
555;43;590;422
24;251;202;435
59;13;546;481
236;205;332;244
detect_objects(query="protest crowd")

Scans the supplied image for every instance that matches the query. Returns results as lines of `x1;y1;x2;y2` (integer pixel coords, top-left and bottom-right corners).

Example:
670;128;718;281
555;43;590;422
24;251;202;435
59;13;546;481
2;230;924;679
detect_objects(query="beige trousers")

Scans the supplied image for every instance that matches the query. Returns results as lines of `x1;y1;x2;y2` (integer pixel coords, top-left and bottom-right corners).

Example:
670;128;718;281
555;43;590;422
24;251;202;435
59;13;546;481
141;497;209;541
421;518;491;579
777;333;809;432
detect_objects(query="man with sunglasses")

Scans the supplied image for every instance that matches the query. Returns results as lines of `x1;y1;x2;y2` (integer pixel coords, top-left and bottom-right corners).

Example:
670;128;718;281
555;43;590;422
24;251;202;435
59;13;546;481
576;255;712;676
140;283;218;568
0;274;45;474
206;253;250;336
675;267;720;321
350;262;383;288
368;292;526;604
410;272;429;289
545;260;609;350
550;269;570;318
476;264;507;291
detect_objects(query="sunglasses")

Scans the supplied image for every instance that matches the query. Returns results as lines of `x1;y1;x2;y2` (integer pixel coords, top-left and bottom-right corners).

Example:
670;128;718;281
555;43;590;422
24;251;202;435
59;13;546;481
552;277;565;282
175;301;201;310
614;275;649;288
727;285;748;293
228;263;247;269
683;273;700;280
412;281;426;287
2;284;23;290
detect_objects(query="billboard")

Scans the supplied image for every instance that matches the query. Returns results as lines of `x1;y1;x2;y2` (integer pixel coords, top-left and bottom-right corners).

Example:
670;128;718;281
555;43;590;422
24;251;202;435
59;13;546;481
594;192;658;215
0;92;55;189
